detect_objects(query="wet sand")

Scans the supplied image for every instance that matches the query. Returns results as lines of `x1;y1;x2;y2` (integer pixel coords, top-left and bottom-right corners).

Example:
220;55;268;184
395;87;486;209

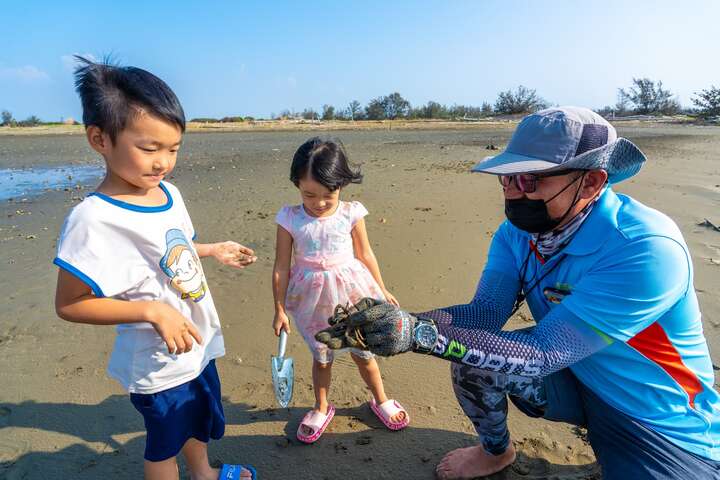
1;124;719;479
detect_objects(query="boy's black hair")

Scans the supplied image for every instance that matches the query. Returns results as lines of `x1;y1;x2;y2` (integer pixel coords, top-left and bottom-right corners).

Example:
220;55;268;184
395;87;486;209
73;56;185;142
290;137;362;191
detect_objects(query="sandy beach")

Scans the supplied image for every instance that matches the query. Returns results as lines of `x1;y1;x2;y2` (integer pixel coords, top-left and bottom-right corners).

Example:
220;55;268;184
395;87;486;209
1;124;719;479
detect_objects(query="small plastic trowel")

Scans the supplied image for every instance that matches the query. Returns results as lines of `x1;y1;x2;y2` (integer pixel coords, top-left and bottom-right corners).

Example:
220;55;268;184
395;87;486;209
271;330;294;408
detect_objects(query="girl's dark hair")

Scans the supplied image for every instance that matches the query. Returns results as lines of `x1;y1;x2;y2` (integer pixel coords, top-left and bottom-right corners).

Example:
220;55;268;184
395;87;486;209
73;55;185;143
290;137;363;191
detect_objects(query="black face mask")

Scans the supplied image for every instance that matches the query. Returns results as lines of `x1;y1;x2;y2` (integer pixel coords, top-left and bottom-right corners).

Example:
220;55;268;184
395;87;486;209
504;173;585;234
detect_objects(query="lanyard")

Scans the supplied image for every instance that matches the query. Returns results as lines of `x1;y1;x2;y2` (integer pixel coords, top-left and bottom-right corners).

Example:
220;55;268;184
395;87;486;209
511;241;567;316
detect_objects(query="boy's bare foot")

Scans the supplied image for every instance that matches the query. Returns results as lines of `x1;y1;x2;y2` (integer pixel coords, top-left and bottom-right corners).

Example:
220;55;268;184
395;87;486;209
435;443;516;480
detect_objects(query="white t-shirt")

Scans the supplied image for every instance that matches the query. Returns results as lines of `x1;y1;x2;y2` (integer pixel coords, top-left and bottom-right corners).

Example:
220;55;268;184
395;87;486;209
54;181;225;394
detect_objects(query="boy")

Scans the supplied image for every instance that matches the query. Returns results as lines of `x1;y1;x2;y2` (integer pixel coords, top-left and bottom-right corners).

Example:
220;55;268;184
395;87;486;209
54;57;257;480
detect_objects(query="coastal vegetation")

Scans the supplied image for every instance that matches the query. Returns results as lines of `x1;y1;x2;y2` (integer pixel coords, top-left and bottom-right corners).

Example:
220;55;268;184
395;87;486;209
4;79;719;129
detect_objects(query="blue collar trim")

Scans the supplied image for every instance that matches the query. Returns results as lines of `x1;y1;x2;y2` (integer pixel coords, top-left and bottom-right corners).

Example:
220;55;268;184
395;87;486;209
88;182;173;213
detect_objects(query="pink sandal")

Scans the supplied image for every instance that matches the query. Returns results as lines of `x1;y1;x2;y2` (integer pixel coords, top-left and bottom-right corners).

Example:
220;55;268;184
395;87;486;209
296;404;335;443
369;398;410;431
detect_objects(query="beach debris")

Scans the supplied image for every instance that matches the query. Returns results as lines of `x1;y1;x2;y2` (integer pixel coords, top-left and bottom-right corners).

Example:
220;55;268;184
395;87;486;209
355;435;372;446
516;311;533;323
486;143;499;150
572;426;590;443
414;207;432;212
25;235;36;240
698;218;720;232
512;461;531;475
275;437;291;448
379;217;387;224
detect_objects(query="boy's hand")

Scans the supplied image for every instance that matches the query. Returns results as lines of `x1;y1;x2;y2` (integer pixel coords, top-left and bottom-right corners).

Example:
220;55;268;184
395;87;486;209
145;302;203;354
212;241;257;268
273;311;291;336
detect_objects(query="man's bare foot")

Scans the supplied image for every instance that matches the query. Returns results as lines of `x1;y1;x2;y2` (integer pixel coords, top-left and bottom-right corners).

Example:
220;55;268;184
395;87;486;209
435;443;516;480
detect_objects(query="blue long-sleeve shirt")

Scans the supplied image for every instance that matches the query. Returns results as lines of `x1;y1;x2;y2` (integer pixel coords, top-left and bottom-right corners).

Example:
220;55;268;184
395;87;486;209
420;188;720;460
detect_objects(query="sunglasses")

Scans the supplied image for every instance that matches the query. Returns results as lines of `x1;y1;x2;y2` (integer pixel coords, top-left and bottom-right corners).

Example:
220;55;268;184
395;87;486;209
498;170;576;193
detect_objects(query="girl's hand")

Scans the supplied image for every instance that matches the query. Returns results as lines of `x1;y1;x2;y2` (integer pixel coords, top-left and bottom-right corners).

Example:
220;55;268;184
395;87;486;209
273;311;291;336
145;302;203;354
212;241;257;268
382;289;400;307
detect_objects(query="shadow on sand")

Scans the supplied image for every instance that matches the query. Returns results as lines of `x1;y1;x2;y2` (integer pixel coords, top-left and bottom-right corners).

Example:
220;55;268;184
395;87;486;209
0;396;599;479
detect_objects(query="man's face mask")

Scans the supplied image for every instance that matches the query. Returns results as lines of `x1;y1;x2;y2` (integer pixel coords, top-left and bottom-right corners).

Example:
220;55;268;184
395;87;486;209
503;172;586;233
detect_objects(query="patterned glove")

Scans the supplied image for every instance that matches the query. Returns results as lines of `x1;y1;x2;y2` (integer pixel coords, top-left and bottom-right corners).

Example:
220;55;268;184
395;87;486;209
315;297;417;356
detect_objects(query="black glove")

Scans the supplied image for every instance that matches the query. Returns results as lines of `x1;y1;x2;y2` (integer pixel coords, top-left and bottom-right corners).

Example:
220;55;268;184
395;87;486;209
315;297;417;356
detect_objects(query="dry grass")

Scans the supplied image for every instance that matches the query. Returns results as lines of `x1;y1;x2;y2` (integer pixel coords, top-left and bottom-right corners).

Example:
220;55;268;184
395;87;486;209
0;119;518;136
1;115;705;137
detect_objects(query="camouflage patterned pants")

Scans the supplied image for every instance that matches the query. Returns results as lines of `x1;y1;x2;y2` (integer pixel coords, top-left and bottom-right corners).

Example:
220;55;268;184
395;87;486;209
451;363;546;455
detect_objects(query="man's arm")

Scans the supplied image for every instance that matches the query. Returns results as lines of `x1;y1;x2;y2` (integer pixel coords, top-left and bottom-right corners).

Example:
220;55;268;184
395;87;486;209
417;264;609;377
430;304;612;377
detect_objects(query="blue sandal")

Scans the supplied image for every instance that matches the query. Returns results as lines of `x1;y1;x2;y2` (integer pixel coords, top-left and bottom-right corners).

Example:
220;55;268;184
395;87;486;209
219;464;257;479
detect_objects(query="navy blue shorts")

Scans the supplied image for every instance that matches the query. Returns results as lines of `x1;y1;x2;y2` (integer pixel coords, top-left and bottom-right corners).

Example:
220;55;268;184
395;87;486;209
130;360;225;462
511;369;720;479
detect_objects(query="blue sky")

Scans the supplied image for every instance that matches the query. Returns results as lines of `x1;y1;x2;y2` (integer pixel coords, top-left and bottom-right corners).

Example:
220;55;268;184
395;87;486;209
1;0;718;121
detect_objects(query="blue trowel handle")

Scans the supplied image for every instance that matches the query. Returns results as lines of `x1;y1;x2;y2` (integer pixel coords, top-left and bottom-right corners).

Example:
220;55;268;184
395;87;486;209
278;330;288;358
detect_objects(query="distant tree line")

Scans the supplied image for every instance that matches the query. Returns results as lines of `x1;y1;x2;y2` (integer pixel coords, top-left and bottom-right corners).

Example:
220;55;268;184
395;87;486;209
596;78;720;118
1;111;43;127
692;85;720;118
270;80;720;122
4;80;720;128
270;86;549;122
1;110;80;127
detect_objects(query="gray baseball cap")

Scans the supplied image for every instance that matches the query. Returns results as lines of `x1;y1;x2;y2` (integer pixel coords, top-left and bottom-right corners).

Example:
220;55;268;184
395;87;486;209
471;106;646;184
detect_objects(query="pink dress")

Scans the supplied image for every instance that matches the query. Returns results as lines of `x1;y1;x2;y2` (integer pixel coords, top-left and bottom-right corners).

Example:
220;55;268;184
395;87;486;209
276;201;385;363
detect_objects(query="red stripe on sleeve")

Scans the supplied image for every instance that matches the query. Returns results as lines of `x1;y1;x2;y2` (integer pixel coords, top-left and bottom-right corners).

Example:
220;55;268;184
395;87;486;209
627;322;703;408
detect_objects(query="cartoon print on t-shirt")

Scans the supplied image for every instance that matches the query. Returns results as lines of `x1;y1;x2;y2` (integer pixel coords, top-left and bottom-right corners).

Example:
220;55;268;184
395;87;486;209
159;229;207;302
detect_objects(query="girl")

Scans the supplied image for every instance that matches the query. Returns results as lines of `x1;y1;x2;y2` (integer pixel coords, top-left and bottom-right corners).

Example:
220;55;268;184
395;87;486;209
272;137;409;443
